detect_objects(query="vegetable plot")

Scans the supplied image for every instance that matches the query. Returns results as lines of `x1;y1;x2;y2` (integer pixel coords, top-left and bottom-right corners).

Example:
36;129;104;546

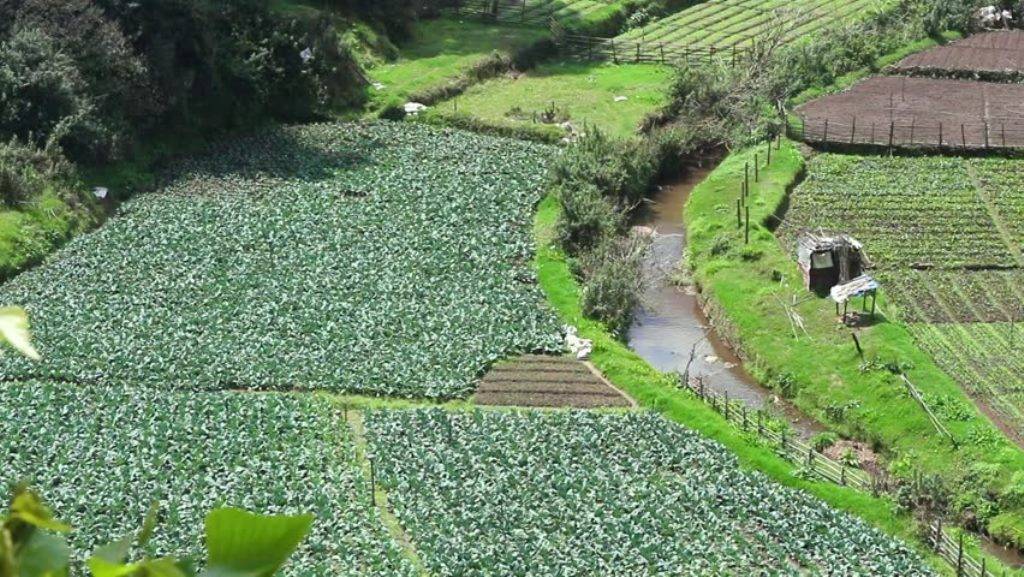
365;409;935;576
615;0;891;53
782;154;1015;269
0;122;562;399
0;382;416;577
784;152;1024;436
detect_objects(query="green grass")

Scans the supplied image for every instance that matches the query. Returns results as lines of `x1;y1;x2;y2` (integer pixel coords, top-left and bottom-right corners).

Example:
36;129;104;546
366;17;548;108
680;141;1024;572
790;31;964;106
617;0;896;51
0;189;94;281
532;193;968;576
438;61;671;140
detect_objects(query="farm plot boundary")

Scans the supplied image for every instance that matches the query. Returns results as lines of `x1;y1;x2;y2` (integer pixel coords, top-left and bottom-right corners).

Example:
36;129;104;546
892;30;1024;80
792;76;1024;151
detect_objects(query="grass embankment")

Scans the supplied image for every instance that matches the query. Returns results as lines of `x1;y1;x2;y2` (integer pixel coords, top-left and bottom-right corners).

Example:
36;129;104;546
366;17;548;110
683;141;1024;571
790;31;964;107
0;191;94;281
430;61;671;140
533;194;958;576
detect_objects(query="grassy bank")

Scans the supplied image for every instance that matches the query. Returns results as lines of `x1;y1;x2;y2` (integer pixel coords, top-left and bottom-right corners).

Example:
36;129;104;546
682;140;1024;570
438;62;671;140
366;17;549;111
0;191;95;281
533;194;961;576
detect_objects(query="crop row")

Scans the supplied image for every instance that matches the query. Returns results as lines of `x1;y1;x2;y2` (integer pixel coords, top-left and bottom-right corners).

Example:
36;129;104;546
783;154;1018;269
0;122;563;399
0;382;416;576
909;322;1024;434
615;0;889;52
365;408;935;576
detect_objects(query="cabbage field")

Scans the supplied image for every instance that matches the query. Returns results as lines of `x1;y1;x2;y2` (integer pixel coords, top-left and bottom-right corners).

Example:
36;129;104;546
785;153;1024;433
365;409;935;576
0;382;416;577
0;122;562;399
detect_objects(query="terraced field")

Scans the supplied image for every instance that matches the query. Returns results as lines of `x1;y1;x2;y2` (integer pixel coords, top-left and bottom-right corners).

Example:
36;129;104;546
365;409;935;576
615;0;894;53
458;0;619;27
0;122;562;399
784;152;1024;435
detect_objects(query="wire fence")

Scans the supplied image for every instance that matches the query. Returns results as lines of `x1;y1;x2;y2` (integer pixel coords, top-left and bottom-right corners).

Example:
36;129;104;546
679;369;998;577
788;115;1024;151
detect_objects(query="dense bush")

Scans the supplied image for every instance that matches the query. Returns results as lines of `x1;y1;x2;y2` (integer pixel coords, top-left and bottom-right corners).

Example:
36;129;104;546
0;0;367;164
578;236;647;336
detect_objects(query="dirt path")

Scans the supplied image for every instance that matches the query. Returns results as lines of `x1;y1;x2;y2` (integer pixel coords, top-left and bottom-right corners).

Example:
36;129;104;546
347;412;432;577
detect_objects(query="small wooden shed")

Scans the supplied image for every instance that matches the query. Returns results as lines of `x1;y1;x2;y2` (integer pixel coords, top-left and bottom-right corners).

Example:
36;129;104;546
796;233;870;292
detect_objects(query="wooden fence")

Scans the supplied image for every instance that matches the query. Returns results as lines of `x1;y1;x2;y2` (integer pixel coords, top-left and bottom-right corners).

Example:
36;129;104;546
788;115;1024;151
679;372;998;577
557;34;745;65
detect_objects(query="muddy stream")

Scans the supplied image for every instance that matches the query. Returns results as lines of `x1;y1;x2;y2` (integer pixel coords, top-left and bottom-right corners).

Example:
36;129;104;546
626;165;823;440
624;164;1024;568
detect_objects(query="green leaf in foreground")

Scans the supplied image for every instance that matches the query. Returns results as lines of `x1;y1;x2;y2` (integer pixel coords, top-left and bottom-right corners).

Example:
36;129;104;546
201;509;313;577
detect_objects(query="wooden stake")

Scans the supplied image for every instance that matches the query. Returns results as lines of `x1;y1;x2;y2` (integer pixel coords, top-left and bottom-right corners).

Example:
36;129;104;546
754;154;759;182
850;116;857;144
962;124;967;151
737;198;742;227
745;206;750;244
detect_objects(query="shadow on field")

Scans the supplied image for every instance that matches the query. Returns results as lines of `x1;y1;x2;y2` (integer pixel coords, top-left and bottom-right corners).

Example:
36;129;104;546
157;125;369;194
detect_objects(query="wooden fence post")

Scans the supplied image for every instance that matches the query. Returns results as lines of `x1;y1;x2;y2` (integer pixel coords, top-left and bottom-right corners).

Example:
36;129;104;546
823;118;829;145
742;406;748;431
985;120;990;149
757;411;764;436
1002;123;1007;147
767;138;772;165
636;41;641;63
745;206;750;244
888;122;895;152
369;459;376;506
962;124;967;151
737;198;742;227
939;122;943;148
850;116;857;144
744;162;750;195
660;43;665;64
724;391;730;421
611;39;617;64
754;154;759;182
935;519;942;551
806;446;814;466
870;123;876;145
957;532;964;576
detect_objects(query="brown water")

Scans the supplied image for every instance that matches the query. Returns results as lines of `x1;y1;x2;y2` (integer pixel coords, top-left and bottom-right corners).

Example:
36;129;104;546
627;165;824;439
981;537;1024;570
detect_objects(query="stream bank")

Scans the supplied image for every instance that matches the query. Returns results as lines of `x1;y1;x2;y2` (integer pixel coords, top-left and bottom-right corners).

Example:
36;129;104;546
627;163;824;440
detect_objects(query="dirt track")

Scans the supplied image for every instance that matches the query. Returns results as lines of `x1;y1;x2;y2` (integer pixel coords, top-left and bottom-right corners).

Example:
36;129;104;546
795;76;1024;148
894;30;1024;75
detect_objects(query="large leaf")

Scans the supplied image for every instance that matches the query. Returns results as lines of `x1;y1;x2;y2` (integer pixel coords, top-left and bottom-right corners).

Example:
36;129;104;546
18;531;70;577
9;488;69;533
88;557;186;577
0;307;39;360
200;509;312;577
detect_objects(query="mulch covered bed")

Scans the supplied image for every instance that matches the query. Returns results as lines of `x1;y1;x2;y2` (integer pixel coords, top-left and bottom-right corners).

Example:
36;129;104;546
795;76;1024;148
893;30;1024;76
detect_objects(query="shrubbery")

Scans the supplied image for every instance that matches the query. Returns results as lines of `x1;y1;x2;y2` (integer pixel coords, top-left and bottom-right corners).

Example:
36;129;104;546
1;0;367;165
654;0;981;146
